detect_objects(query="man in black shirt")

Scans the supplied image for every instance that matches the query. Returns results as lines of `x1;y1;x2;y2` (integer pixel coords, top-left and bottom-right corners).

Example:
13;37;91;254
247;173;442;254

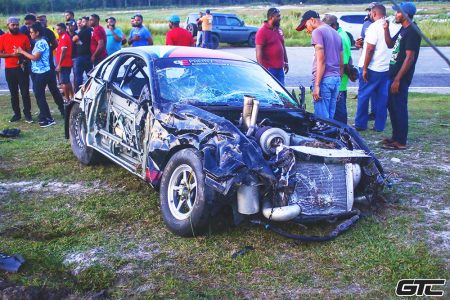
72;16;92;92
382;2;421;150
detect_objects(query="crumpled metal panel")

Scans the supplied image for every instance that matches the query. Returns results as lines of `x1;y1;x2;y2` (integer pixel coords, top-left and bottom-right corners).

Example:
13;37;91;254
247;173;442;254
146;104;275;189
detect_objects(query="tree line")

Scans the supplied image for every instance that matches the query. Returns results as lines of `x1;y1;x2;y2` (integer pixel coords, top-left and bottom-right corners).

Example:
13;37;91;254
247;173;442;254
0;0;441;15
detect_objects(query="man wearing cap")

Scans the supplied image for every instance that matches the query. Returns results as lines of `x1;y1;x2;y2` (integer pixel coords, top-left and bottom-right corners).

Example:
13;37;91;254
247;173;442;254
297;10;343;119
105;17;126;55
64;10;78;32
128;14;153;47
322;14;352;124
200;9;213;48
72;16;92;92
55;23;74;102
166;15;194;47
382;2;421;150
89;14;107;65
354;4;391;132
0;17;32;123
255;8;289;86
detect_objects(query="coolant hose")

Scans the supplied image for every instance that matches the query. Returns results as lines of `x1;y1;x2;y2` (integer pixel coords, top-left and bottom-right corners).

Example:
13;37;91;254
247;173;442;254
251;210;361;242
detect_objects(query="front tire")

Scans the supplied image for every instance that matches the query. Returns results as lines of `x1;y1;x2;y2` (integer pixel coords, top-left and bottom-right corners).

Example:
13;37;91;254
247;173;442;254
248;33;256;48
160;148;214;237
69;102;100;165
211;34;219;49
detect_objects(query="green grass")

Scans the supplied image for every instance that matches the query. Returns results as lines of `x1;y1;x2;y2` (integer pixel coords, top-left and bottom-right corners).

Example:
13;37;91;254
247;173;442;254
0;90;449;298
0;3;448;46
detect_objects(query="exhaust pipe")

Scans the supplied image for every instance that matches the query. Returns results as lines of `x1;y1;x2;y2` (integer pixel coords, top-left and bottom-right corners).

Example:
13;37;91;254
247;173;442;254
262;200;301;221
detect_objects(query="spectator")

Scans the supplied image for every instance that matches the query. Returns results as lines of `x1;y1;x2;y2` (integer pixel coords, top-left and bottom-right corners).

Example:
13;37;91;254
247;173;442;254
76;18;82;33
89;14;107;65
354;4;391;132
105;17;126;55
195;12;204;47
55;23;73;102
64;10;77;31
130;16;135;28
128;14;153;47
30;16;64;116
20;14;36;46
66;20;78;90
322;14;352;124
255;8;289;86
15;23;56;128
0;17;32;123
72;16;92;92
297;10;343;119
37;15;58;40
356;2;380;121
382;2;421;150
200;9;213;48
166;15;194;46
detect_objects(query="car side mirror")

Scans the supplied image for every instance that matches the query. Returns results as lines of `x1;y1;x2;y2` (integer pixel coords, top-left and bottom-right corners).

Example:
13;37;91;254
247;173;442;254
291;85;306;109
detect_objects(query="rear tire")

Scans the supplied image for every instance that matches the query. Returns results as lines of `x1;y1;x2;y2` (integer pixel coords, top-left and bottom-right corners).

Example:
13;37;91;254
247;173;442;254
186;23;198;36
69;102;100;165
160;148;215;237
248;33;256;48
211;34;220;49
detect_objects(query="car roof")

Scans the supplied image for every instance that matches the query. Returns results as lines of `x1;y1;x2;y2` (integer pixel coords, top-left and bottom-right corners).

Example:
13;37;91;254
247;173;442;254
189;12;237;17
117;46;253;63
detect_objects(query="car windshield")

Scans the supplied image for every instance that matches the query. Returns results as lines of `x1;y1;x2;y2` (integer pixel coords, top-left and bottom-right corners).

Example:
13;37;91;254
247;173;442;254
155;58;298;108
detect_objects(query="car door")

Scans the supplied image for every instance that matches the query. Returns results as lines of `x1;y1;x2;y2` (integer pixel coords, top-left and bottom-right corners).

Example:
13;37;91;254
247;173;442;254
339;14;365;41
212;15;228;41
225;16;247;43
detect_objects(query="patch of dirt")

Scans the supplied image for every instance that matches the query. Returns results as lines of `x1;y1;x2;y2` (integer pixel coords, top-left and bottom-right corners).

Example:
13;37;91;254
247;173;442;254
0;180;117;199
63;241;168;276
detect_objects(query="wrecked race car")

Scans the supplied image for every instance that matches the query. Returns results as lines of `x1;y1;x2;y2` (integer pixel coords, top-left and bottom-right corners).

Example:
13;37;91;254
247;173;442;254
65;46;385;238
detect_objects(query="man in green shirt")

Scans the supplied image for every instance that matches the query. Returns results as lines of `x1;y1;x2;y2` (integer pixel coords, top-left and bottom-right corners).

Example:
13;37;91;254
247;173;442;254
323;14;352;124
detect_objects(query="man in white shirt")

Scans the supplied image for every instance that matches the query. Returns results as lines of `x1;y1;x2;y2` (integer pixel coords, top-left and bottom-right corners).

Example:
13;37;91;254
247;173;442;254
354;4;392;132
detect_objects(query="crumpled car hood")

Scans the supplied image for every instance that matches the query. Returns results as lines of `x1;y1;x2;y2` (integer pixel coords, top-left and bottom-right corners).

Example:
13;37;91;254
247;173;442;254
151;104;275;185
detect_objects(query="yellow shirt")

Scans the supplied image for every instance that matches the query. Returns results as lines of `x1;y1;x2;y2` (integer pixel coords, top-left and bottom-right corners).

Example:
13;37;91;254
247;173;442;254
200;15;213;31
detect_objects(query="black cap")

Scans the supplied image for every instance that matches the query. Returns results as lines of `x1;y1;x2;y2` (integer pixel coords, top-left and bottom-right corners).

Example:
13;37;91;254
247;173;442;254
296;10;320;31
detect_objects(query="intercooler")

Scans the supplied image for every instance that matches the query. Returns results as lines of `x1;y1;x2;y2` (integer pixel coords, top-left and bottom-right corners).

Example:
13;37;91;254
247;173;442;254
288;162;354;215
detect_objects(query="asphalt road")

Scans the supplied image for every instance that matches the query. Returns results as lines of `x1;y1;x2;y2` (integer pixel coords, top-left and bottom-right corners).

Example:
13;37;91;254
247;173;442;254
223;46;450;93
0;46;449;94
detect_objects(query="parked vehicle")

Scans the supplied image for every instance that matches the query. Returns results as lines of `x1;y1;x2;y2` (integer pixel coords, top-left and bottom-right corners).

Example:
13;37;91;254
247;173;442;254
330;12;367;46
185;12;258;49
65;46;385;237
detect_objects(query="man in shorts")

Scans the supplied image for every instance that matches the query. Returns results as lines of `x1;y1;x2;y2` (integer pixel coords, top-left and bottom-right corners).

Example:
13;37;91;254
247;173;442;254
55;23;74;101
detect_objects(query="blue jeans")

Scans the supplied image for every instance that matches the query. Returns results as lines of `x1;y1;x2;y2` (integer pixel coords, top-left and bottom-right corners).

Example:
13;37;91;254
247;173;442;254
196;31;203;47
268;67;285;86
312;76;340;119
73;55;92;92
32;71;53;122
334;90;347;124
388;79;410;145
354;68;389;131
202;31;211;49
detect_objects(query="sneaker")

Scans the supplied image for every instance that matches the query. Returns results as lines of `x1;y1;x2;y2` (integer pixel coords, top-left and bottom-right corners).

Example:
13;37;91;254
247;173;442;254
25;115;34;123
9;115;21;123
39;118;56;128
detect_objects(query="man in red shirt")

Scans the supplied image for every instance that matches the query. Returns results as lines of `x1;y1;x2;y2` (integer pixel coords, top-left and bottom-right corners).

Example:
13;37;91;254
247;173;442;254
255;8;289;86
0;17;33;123
55;23;74;101
166;15;194;47
89;14;107;66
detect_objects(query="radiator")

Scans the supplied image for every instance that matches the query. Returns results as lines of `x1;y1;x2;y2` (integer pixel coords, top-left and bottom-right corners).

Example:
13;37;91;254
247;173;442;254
288;162;354;215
